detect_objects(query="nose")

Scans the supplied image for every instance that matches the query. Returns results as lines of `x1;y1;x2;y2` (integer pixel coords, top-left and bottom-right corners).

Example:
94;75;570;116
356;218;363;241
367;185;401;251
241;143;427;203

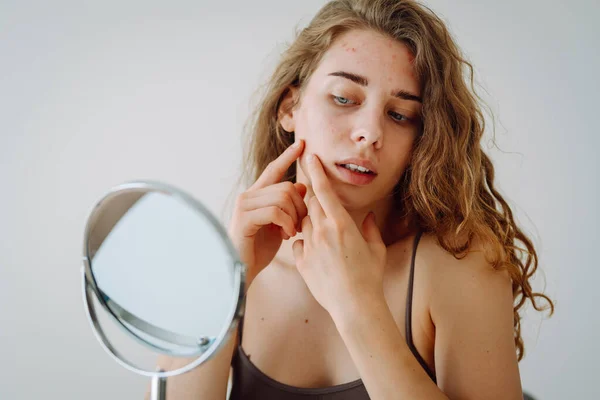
350;106;383;150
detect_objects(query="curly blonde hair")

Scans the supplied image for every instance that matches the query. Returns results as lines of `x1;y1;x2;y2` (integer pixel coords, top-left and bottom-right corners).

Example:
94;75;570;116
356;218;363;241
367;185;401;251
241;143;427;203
227;0;553;361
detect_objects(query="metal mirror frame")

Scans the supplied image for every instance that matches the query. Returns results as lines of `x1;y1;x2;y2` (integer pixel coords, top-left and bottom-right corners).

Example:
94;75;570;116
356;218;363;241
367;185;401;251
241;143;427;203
80;180;247;379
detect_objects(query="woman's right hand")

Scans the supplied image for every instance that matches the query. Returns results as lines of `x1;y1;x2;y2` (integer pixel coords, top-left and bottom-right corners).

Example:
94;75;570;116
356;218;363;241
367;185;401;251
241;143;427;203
227;139;308;288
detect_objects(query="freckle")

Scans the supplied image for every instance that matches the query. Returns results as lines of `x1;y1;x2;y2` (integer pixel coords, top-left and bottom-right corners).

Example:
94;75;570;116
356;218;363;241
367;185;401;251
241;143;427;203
261;317;264;321
351;47;356;52
305;319;309;323
370;355;373;358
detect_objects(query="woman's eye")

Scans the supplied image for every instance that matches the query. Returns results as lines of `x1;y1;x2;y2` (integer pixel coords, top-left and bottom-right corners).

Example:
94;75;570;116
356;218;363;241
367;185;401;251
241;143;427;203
333;95;354;105
389;111;409;123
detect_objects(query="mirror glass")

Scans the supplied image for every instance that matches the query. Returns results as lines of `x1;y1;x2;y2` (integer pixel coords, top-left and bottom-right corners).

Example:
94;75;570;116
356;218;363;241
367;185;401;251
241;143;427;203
84;185;240;373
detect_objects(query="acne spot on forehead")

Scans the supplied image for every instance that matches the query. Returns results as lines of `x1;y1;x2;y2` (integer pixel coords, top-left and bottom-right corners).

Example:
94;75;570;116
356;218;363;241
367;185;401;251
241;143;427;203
341;39;357;53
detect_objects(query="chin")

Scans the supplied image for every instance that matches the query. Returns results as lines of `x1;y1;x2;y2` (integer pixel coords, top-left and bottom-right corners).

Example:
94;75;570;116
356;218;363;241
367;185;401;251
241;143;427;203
333;189;371;211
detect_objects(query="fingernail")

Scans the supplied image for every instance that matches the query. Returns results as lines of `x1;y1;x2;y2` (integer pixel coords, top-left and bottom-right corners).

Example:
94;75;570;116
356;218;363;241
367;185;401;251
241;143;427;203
307;154;314;162
293;139;302;148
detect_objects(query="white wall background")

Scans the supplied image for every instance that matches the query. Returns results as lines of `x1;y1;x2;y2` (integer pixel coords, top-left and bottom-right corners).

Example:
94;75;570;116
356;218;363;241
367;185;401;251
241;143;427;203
0;0;597;399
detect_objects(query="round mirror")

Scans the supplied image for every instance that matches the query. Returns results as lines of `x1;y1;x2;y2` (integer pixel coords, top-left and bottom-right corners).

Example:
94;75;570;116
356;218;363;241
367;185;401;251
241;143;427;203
81;180;246;395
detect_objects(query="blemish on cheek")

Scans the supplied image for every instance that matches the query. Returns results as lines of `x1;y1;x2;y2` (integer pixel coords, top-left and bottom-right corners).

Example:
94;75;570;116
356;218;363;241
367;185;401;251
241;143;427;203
328;122;336;133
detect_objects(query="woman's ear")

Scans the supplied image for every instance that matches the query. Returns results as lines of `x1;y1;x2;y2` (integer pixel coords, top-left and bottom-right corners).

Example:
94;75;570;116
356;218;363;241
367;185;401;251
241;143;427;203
278;86;299;133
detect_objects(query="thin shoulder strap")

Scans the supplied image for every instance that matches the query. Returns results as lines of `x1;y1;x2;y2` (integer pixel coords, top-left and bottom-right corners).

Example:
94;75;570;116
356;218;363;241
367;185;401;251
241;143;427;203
405;230;437;383
237;315;245;341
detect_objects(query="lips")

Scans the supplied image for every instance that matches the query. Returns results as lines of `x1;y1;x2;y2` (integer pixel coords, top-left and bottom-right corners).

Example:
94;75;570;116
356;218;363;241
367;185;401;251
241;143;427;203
335;157;378;175
335;164;377;185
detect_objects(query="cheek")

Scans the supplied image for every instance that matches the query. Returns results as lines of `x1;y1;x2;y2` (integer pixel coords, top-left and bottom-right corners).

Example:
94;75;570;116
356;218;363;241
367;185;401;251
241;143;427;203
325;117;345;141
296;104;347;147
386;137;415;175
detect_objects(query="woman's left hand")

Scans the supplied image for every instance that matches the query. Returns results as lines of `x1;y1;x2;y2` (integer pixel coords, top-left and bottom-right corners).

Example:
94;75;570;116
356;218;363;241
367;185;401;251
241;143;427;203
292;154;388;323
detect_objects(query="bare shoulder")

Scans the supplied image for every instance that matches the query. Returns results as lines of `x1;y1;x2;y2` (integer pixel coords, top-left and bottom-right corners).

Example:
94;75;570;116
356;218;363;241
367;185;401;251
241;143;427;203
416;232;512;313
417;232;521;398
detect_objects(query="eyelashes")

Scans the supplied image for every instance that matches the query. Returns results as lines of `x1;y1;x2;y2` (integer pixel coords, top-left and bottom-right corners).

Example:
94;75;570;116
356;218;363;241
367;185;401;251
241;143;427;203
388;110;410;123
331;95;412;123
332;95;357;107
332;95;355;105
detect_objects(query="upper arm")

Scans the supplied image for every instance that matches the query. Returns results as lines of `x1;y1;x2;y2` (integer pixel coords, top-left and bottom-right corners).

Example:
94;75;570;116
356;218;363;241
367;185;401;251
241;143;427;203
144;329;239;400
430;243;523;400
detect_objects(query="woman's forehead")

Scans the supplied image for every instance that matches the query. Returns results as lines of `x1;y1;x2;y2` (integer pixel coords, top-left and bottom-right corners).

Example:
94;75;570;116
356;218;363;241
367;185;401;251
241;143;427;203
313;29;419;91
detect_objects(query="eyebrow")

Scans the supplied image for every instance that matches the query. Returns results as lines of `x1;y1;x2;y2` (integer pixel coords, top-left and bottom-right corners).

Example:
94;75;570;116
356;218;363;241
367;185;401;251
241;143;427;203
328;71;422;103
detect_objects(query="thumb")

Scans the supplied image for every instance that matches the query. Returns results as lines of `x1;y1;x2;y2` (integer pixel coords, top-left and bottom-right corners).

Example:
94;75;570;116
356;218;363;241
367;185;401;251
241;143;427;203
362;212;383;244
294;182;307;199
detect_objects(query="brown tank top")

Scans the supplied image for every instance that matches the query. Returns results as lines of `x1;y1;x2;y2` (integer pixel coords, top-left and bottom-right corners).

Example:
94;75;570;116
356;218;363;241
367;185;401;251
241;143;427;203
229;230;436;399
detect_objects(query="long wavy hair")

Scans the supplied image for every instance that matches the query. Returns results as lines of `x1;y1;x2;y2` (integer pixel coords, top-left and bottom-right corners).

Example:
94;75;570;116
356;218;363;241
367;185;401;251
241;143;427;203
226;0;553;361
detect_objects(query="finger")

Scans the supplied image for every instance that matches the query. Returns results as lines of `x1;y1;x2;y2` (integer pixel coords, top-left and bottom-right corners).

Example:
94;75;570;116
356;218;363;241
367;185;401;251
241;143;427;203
307;194;325;230
294;182;308;198
243;188;299;231
244;206;296;238
306;154;346;221
300;215;313;242
292;183;308;231
250;139;304;191
243;181;307;232
292;239;304;263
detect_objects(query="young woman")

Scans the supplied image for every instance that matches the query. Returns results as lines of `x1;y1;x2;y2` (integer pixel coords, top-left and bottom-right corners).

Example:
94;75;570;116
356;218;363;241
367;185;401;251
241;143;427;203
155;1;553;399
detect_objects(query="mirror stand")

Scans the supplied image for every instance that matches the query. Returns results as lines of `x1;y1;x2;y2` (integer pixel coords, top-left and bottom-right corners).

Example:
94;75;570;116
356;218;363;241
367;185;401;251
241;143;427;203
150;371;167;400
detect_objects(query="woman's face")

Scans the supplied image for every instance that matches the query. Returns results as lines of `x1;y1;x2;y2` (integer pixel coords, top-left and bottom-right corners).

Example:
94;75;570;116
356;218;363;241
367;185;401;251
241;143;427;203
281;28;422;210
